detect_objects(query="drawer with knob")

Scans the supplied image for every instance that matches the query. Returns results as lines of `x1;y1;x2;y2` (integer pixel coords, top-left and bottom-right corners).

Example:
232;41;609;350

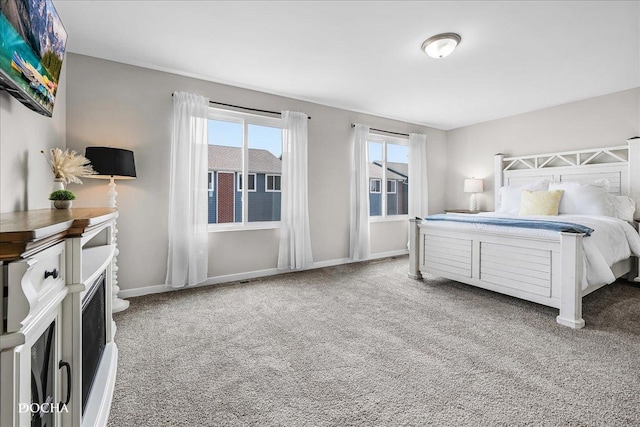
4;241;66;333
27;242;65;296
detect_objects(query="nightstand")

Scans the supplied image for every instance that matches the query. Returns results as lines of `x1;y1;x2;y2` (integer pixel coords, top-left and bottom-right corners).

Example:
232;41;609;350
444;209;487;214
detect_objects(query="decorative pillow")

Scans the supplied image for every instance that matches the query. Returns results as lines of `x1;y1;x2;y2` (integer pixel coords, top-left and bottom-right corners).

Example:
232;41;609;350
498;180;550;214
548;181;612;216
519;190;564;216
610;195;636;222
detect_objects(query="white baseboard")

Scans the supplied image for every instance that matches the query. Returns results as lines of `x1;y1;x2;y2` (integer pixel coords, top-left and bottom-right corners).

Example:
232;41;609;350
310;249;408;269
311;257;351;269
370;249;409;260
118;284;171;299
202;268;282;286
117;249;408;299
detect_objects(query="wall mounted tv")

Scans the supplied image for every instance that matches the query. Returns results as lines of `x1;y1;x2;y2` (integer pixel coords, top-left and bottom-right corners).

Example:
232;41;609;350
0;0;67;117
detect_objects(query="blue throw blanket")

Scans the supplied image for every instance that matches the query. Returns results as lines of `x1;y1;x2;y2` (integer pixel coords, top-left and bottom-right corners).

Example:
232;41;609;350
424;214;594;236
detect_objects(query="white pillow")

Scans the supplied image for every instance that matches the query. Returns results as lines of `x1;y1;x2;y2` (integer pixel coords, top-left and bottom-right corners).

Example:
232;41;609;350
610;195;636;222
548;181;612;216
498;180;550;214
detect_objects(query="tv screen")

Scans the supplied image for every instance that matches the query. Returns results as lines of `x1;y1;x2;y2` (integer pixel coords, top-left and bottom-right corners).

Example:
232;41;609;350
0;0;67;117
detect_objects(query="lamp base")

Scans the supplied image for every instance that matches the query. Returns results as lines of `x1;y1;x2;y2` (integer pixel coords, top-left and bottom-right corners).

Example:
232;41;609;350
469;193;478;211
107;177;117;208
112;297;130;313
106;178;130;314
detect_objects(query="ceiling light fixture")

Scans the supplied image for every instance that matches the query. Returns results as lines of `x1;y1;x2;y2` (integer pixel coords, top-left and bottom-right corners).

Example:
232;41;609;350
421;33;461;59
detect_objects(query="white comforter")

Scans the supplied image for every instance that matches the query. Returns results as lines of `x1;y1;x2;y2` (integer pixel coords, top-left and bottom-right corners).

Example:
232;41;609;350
431;213;640;289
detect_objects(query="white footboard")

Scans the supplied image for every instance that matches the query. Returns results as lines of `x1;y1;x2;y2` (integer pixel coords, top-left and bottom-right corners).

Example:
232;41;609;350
409;219;585;328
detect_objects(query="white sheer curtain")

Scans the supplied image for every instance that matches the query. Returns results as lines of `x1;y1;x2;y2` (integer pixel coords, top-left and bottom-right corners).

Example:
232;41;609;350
350;124;371;260
409;132;429;218
166;91;209;288
277;111;314;270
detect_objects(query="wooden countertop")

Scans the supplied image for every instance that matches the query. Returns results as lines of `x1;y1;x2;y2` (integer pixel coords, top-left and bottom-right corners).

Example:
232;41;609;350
0;208;118;260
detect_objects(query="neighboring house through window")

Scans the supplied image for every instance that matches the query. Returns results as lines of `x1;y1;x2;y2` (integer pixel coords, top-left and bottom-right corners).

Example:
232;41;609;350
207;109;283;226
368;135;409;218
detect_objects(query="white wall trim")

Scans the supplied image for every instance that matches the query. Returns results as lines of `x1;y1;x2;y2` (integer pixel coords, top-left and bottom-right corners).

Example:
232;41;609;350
119;284;172;299
117;249;409;299
371;249;409;259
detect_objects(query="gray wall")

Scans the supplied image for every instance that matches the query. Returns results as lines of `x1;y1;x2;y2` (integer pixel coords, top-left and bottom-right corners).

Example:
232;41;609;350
445;88;640;211
65;54;447;292
0;61;67;213
3;52;637;295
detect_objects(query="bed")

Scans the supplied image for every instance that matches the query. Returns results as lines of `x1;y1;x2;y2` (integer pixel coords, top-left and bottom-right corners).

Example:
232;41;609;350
409;138;640;328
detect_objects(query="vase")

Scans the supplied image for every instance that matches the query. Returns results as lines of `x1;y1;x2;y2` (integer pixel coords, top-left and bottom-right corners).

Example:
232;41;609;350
53;200;72;209
52;179;65;192
51;179;66;209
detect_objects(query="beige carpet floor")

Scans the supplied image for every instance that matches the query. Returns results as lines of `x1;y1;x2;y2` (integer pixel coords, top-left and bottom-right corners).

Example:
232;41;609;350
108;256;640;426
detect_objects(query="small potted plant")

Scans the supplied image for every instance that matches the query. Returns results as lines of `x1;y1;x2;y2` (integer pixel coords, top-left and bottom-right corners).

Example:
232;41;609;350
49;190;76;209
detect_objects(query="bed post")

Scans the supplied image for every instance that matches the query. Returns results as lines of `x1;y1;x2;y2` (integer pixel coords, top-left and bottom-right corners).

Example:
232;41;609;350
494;153;504;212
557;232;585;329
627;137;640;209
408;218;422;280
628;137;640;282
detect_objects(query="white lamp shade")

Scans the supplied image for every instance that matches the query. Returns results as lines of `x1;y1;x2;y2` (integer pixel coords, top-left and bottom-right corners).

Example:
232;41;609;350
422;33;461;59
464;178;484;193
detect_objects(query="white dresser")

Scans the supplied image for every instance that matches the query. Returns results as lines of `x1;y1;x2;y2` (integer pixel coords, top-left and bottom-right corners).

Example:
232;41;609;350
0;208;119;427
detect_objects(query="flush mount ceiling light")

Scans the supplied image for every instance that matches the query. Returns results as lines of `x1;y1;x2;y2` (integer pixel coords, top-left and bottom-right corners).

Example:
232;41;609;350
421;33;461;59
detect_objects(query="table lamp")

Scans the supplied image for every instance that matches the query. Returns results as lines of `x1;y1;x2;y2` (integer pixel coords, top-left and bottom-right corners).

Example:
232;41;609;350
464;178;483;211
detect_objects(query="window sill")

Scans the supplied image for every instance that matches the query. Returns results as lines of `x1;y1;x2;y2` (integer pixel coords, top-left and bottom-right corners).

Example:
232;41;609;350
369;215;410;223
208;222;281;233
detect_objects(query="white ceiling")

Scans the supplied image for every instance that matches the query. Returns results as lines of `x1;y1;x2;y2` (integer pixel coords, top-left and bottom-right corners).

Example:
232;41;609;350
54;1;640;130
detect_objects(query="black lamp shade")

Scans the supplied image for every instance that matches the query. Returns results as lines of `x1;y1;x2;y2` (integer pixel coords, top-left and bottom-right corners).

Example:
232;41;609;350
85;147;137;179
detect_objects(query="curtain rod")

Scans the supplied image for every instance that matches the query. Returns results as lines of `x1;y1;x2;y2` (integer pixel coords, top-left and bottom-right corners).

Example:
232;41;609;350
171;93;311;119
350;123;409;138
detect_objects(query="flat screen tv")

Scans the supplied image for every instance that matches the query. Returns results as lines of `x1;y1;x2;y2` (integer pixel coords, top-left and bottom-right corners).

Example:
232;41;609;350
0;0;67;117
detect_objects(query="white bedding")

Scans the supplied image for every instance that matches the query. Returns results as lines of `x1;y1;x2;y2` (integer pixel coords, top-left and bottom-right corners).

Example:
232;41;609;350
427;213;640;289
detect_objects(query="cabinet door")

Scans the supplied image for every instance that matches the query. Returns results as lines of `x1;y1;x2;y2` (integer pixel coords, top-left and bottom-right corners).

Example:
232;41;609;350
0;306;65;427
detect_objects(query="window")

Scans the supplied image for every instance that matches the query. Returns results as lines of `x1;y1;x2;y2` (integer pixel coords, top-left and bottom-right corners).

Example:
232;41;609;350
237;173;256;192
266;174;281;192
208;110;283;226
208;172;214;192
370;179;381;194
387;180;397;194
368;136;409;218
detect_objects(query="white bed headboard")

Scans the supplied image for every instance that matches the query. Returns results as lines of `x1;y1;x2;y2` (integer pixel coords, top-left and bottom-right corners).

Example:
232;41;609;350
494;138;640;212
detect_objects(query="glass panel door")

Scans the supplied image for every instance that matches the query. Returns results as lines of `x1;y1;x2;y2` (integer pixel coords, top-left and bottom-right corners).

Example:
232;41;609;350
30;321;56;427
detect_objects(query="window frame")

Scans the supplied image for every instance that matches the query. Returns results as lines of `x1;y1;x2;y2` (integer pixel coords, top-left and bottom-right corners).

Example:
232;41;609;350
387;179;397;194
208;171;214;192
265;174;282;192
369;178;381;194
237;173;257;192
208;108;283;231
367;134;409;222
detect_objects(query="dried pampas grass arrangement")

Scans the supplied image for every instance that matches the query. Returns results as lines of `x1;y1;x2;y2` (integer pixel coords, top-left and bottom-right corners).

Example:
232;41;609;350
41;148;97;184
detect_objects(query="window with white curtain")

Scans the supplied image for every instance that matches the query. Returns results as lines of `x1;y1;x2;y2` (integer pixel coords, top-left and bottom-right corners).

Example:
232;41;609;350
367;135;409;219
207;109;283;227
